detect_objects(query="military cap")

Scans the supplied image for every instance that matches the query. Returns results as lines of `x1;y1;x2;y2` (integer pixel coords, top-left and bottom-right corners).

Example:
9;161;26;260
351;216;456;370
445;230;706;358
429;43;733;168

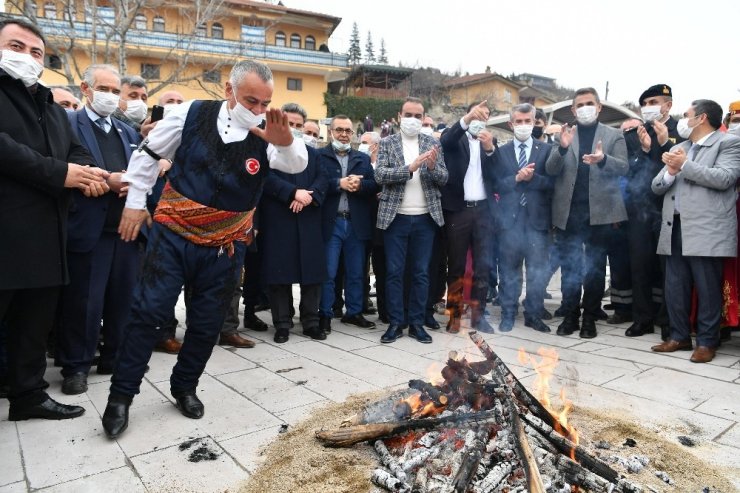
639;84;672;105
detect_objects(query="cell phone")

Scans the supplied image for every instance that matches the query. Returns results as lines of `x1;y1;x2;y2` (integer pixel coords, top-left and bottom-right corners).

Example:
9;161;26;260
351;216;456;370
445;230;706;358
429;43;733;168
150;105;164;122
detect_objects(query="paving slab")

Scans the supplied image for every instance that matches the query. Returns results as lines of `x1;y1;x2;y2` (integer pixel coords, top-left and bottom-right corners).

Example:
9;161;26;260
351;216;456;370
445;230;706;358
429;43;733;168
0;483;26;493
0;422;23;487
36;466;146;493
219;367;326;414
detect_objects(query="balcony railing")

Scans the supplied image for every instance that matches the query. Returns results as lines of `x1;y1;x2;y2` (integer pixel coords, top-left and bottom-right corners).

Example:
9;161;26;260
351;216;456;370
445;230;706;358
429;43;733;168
31;17;348;68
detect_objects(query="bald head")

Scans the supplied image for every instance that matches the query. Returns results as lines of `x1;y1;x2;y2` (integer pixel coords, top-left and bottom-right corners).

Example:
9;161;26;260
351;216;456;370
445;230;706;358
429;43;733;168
158;90;185;106
51;87;79;111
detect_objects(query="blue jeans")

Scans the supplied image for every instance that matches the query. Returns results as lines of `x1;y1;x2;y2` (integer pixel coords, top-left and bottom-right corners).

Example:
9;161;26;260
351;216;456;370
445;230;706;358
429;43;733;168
320;218;365;318
383;214;438;325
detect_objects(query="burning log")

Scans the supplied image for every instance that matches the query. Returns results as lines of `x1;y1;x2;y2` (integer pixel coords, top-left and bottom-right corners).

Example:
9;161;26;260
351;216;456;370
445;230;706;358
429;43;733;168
475;461;513;493
408;379;449;407
402;446;439;473
372;468;411;492
417;431;440;448
449;428;488;493
316;409;498;447
503;391;546;493
521;413;622;486
411;467;428;493
375;440;408;482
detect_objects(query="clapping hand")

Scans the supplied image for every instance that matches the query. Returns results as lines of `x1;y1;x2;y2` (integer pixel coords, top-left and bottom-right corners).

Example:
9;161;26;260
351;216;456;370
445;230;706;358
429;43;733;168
662;147;687;176
559;124;576;148
515;163;535;182
637;125;652;153
409;147;439;172
582;141;605;165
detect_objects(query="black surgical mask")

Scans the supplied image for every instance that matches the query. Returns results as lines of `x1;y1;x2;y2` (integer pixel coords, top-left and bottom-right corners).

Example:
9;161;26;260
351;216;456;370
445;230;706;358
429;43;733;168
532;126;544;140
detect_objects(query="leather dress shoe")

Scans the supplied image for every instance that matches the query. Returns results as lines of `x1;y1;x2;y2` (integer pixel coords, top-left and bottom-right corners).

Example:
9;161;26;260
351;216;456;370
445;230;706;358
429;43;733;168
651;339;693;352
102;394;132;438
525;317;551;333
244;313;268;331
381;325;404;343
319;316;332;334
607;312;633;324
446;316;461;334
424;317;441;330
540;309;553;321
579;319;597;339
274;329;289;344
408;325;433;344
557;316;579;336
690;346;716;363
219;333;256;348
62;372;88;395
303;326;327;340
625;322;654;337
473;317;496;334
9;396;85;421
498;317;514;333
154;337;182;354
341;313;376;329
173;391;204;419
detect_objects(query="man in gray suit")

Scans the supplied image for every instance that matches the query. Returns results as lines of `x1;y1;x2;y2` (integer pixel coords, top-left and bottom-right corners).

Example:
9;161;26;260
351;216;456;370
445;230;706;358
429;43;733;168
546;87;628;339
375;97;448;344
651;99;740;363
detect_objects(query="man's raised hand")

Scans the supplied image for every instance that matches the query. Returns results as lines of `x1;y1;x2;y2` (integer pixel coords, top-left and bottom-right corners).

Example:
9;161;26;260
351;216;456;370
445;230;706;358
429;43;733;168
250;108;293;147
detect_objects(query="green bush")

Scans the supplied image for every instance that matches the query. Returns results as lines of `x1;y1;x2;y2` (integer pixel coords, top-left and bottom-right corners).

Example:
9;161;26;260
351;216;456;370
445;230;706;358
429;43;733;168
324;93;409;122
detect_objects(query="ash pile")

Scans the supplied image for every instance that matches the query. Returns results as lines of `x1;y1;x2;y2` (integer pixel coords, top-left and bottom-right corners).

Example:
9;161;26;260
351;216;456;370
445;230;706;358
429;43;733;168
316;332;647;493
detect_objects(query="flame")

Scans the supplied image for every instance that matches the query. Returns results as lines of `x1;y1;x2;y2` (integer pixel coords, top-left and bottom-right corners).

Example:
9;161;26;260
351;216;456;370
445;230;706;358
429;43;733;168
517;347;579;454
399;392;446;419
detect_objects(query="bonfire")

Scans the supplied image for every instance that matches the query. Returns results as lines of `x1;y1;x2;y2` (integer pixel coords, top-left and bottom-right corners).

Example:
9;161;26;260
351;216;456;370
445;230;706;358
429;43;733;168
315;332;645;493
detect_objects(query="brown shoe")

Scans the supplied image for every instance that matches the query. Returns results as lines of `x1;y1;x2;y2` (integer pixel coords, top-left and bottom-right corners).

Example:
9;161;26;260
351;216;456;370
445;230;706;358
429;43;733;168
154;338;182;354
651;339;693;352
690;346;716;363
218;333;255;348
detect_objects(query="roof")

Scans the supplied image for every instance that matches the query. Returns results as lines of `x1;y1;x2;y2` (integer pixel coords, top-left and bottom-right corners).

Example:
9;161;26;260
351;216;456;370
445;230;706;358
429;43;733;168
485;99;642;133
348;64;414;76
226;0;342;34
443;72;522;89
517;72;556;82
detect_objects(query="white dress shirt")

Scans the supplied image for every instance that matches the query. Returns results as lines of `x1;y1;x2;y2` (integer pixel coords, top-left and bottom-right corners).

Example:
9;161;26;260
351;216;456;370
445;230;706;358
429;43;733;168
514;136;534;164
459;117;486;201
84;106;112;133
123;100;308;209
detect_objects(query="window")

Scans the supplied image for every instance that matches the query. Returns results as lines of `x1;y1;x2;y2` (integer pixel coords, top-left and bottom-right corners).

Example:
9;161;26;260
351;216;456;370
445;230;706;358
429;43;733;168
134;14;147;30
44;2;56;19
140;63;160;80
305;35;315;50
45;54;62;69
211;22;223;39
203;69;221;83
275;31;285;46
152;16;165;32
195;23;207;37
290;33;301;49
503;89;512;103
287;78;302;91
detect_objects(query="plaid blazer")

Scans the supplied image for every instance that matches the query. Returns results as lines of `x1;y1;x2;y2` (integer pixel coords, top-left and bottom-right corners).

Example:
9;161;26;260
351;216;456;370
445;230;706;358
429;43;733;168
374;133;448;230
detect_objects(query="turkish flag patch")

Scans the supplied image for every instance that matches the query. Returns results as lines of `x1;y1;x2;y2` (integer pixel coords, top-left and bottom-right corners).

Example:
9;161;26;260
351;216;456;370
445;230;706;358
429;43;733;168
245;158;260;175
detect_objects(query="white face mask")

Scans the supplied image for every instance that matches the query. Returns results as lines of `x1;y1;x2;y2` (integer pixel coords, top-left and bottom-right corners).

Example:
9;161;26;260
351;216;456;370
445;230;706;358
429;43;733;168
575;105;598;125
124;99;148;123
230;96;265;130
331;140;351;153
358;143;372;155
676;117;698;139
513;124;533;142
468;120;486;137
400;117;422;137
303;134;318;148
728;122;740;133
90;90;120;117
290;128;304;140
420;126;434;136
162;103;180;119
0;49;43;87
641;105;662;123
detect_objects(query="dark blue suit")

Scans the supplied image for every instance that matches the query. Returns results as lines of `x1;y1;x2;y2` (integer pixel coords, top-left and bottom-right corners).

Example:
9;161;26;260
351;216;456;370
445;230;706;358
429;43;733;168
316;146;377;318
492;138;553;320
58;109;141;377
440;120;496;323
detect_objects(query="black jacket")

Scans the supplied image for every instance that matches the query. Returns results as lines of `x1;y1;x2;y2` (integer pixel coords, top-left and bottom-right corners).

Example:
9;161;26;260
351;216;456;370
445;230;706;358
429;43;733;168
0;72;93;289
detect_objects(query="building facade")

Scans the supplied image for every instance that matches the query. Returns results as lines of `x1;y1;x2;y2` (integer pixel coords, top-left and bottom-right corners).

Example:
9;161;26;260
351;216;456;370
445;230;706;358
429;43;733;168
7;0;348;119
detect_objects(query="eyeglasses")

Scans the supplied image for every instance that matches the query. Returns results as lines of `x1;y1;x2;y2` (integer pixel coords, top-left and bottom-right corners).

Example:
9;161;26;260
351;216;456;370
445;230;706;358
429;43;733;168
332;127;354;135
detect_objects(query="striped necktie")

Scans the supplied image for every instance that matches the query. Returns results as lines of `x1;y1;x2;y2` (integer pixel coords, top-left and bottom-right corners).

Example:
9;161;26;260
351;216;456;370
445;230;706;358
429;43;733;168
96;117;109;133
518;143;527;206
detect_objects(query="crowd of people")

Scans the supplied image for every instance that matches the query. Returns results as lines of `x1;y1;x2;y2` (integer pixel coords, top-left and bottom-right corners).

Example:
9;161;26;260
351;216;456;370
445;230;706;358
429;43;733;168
1;18;739;438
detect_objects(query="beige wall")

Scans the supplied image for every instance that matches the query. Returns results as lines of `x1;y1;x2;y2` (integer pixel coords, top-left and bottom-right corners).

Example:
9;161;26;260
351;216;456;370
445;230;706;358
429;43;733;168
449;79;522;112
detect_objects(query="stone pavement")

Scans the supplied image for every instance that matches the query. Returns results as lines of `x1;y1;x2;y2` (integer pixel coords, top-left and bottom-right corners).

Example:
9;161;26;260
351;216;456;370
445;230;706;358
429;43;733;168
2;287;739;493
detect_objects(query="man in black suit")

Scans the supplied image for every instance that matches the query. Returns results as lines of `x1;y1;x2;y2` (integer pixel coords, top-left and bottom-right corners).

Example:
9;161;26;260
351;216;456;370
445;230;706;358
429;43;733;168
440;101;496;333
492;103;553;333
0;19;108;420
58;64;142;395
